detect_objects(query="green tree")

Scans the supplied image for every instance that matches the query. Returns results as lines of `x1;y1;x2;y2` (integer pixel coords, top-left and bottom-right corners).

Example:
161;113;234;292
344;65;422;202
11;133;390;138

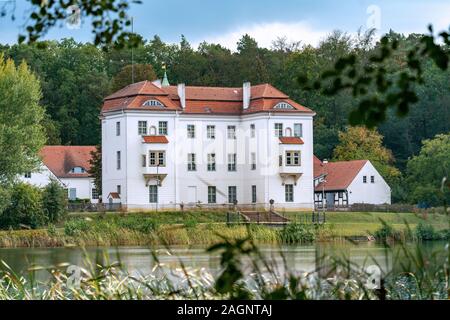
333;126;401;184
406;133;450;207
0;183;46;229
112;64;156;91
0;55;46;185
42;179;68;223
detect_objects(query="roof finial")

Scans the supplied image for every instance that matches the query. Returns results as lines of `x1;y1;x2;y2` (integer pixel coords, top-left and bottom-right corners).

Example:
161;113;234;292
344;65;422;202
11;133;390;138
161;62;170;87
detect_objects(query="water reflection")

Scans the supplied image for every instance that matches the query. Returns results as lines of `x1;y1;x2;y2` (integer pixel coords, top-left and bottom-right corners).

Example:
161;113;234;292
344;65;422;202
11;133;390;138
0;241;446;282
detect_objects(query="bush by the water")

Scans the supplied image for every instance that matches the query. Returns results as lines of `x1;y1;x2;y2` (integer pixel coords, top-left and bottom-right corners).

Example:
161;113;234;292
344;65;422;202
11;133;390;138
415;222;449;240
373;221;402;241
0;183;47;229
0;181;67;230
279;223;315;244
64;219;92;236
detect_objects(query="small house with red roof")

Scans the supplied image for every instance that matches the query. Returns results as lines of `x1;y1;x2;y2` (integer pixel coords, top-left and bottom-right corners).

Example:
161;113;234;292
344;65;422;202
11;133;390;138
101;79;316;210
313;157;391;209
21;146;98;203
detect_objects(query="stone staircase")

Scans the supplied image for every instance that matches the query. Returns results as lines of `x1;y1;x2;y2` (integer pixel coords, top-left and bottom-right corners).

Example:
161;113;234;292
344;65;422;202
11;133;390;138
239;210;289;224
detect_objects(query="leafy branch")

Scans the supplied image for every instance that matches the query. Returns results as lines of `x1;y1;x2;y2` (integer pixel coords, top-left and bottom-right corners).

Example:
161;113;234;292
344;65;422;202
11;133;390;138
299;25;450;128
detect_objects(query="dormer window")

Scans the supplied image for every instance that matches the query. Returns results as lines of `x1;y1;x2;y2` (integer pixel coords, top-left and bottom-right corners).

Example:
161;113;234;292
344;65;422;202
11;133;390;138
70;167;86;174
142;99;164;107
274;102;294;110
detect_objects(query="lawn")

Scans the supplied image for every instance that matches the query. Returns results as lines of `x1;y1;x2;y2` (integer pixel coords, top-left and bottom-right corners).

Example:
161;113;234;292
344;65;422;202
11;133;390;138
284;211;449;237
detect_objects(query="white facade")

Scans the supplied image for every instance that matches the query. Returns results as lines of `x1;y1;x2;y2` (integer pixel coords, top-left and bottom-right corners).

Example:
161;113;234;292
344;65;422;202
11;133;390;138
19;164;59;187
347;161;391;205
102;87;315;211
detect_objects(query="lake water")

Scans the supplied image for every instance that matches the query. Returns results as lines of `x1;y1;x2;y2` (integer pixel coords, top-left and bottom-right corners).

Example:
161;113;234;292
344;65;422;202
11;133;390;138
0;241;447;283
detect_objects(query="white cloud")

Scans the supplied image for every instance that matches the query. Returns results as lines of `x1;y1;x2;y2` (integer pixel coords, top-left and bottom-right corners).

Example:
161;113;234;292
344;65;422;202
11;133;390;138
195;21;330;50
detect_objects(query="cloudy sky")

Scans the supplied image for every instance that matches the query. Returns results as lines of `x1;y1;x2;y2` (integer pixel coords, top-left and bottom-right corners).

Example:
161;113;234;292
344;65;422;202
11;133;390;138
0;0;449;49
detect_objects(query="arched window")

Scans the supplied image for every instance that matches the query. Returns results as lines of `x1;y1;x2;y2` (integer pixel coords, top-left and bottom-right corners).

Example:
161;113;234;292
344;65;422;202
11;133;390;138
149;126;157;135
142;99;164;107
274;102;294;110
70;167;86;174
285;127;292;137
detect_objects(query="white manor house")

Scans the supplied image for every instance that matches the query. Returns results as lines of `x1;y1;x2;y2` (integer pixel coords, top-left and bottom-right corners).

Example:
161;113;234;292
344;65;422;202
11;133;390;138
101;80;316;210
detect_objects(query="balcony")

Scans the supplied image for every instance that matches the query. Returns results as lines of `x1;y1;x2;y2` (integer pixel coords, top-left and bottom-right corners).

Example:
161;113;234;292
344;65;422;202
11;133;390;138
143;166;168;186
279;165;303;185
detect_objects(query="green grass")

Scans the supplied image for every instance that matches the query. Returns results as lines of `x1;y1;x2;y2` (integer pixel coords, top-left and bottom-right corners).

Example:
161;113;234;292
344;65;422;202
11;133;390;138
284;211;449;237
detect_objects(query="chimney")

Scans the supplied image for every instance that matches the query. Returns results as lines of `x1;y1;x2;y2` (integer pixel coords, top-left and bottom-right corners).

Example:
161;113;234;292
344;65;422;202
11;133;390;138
177;83;186;109
243;82;251;109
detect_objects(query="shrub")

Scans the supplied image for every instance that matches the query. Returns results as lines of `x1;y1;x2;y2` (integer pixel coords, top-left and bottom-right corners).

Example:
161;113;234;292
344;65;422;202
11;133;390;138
64;219;91;236
279;223;315;244
184;218;198;229
0;183;46;229
115;216;158;233
42;179;68;223
415;222;439;241
373;221;401;241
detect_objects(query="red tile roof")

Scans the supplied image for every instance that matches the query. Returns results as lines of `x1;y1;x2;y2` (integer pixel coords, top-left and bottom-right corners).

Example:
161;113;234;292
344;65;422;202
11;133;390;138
108;192;121;199
101;81;314;115
142;135;169;144
314;159;368;191
279;137;304;144
40;146;96;178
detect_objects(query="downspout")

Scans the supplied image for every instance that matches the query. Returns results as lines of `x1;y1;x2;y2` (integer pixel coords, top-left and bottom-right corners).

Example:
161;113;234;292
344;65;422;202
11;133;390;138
266;112;272;208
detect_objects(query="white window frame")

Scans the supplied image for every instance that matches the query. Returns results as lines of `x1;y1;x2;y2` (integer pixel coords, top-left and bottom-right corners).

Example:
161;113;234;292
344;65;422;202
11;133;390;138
207;153;216;171
187;153;196;171
116;151;121;170
207;125;215;139
252;185;257;203
227;125;236;139
285;151;300;166
208;186;216;204
285;184;294;202
250;124;255;138
294;123;303;137
274;102;294;109
143;99;164;107
251;152;256;170
149;185;158;203
138;121;147;135
116;121;121;136
275;123;283;137
228;186;237;204
187;124;195;138
149;151;165;167
227;153;237;172
158;121;168;135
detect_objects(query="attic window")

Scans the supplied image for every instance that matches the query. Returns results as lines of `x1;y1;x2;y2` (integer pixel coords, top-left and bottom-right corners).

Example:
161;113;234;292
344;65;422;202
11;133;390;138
274;102;294;109
142;99;164;107
70;167;86;174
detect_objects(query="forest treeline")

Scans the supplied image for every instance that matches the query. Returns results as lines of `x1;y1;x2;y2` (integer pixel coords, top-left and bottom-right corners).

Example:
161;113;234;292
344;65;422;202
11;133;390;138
1;31;449;200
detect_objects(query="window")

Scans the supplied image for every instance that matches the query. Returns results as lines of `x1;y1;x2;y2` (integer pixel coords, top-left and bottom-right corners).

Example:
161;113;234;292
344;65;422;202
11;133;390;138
285;184;294;202
285;127;292;137
294;123;303;137
69;188;77;200
142;154;147;167
363;176;367;183
117;185;121;195
275;123;283;137
208;186;216;204
24;172;31;178
92;188;99;200
116;151;121;170
138;121;147;135
227;125;236;139
188;153;196;171
274;102;294;109
285;151;301;166
252;185;257;203
70;167;85;174
149;126;157;135
228;186;237;204
187;124;195;138
207;125;215;139
207;153;216;171
149;151;165;166
371;176;375;183
251;152;256;170
116;121;121;136
250;124;255;138
143;99;164;107
149;185;158;203
158;121;168;135
227;153;236;171
338;192;343;199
